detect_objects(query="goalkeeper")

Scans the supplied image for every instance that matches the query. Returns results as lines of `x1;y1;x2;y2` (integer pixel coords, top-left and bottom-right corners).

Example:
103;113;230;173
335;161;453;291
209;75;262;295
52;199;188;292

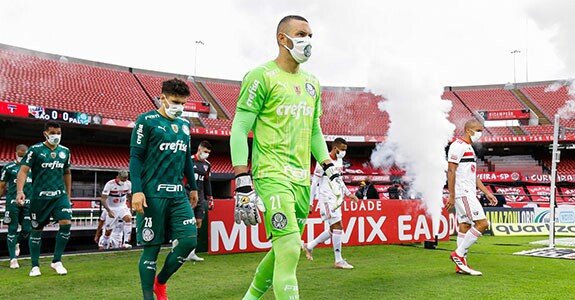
231;15;346;300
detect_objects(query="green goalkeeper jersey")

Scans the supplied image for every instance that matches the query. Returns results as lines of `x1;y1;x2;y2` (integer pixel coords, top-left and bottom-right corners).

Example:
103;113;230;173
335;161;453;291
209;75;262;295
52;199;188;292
130;110;192;198
0;161;32;201
234;60;323;186
21;143;70;200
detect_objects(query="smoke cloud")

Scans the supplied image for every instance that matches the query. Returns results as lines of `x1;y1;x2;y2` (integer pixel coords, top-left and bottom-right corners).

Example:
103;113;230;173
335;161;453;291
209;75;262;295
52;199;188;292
368;59;455;237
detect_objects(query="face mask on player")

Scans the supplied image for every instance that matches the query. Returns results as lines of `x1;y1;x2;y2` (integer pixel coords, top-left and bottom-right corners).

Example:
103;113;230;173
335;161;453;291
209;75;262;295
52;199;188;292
162;95;184;119
45;133;61;146
199;152;210;160
282;33;312;64
336;150;346;159
16;153;24;163
470;129;482;143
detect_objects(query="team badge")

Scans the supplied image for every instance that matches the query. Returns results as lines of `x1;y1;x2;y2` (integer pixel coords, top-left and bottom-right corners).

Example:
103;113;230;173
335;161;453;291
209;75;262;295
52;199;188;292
142;228;155;242
59;151;66;159
51;152;56;159
182;125;190;135
271;212;288;230
293;85;301;96
171;124;179;133
305;82;316;97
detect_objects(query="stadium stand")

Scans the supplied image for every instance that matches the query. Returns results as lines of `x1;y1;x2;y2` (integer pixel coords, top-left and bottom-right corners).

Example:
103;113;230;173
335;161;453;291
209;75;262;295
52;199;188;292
0;48;153;121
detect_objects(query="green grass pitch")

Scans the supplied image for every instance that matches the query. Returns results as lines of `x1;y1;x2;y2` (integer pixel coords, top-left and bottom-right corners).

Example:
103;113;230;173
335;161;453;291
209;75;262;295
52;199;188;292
0;236;572;299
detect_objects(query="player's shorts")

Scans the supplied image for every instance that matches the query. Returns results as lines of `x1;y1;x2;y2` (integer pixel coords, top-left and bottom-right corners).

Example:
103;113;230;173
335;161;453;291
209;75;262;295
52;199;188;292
455;194;486;224
30;195;72;229
318;196;342;226
136;196;197;246
105;205;132;230
3;199;31;225
194;199;206;220
254;178;310;240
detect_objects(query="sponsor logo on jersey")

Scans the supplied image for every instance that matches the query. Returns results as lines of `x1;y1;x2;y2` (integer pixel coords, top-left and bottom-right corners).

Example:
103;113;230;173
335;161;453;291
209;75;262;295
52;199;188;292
136;124;144;144
271;212;288;230
247;80;260;107
159;140;188;153
305;82;317;97
41;161;65;169
276;101;313;119
59;151;66;159
182;125;190;135
39;190;62;197
157;184;184;192
171;124;179;133
142;228;155;242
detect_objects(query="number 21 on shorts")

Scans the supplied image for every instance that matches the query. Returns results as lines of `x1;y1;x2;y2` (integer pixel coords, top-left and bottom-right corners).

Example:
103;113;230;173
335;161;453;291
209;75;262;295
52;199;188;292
270;195;281;210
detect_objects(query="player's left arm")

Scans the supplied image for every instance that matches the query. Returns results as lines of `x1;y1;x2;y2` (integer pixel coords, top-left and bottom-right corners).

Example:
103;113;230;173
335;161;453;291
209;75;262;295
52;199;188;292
476;177;497;205
184;140;198;207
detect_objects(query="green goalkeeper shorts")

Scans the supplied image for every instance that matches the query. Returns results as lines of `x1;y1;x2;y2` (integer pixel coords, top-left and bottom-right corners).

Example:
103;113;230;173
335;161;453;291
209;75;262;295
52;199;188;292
254;178;310;241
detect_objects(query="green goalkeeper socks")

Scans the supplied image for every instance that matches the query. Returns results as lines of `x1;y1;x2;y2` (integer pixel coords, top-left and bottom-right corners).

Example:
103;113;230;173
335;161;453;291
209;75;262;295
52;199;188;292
53;224;71;263
29;230;42;267
244;232;301;300
157;237;197;284
139;245;161;300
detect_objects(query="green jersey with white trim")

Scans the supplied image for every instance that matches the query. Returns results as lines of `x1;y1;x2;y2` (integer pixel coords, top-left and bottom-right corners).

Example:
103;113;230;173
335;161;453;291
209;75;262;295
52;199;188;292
235;60;322;186
130;110;192;198
0;161;32;202
21;143;71;200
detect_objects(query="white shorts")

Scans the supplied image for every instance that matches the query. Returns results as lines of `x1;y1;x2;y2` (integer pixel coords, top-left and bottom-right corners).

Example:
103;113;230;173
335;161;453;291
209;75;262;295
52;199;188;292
455;194;486;224
105;206;131;230
318;196;342;226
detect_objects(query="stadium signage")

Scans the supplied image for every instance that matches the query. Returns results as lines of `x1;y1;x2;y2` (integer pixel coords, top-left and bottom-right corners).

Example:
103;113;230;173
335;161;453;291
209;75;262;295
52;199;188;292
491;223;575;236
209;199;455;254
479;109;530;121
477;172;522;182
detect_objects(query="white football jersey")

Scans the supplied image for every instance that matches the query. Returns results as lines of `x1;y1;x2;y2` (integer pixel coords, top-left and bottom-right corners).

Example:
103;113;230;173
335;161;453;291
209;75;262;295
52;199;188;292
447;139;477;197
311;156;343;202
102;179;132;208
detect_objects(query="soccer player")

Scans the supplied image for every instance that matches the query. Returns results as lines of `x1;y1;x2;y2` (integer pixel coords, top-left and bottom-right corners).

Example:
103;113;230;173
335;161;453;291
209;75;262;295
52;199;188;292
186;140;213;262
445;119;497;276
130;78;199;300
231;15;347;300
16;122;72;276
304;138;358;269
0;144;32;269
99;170;133;249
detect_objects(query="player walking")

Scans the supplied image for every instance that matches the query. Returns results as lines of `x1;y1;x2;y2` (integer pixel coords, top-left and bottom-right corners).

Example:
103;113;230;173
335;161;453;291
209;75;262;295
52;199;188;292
99;170;133;249
231;15;346;300
130;78;199;300
446;119;497;276
0;144;32;269
186;140;213;262
16;122;72;276
304;138;358;269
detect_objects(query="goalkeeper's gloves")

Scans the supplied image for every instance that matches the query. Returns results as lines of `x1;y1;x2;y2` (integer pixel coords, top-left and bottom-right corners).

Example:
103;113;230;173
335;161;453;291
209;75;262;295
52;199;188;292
234;173;265;226
322;162;352;211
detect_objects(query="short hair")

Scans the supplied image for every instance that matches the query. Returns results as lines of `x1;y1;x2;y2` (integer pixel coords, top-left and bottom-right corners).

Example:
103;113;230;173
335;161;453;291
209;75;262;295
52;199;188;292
44;121;60;131
333;137;347;147
16;144;28;152
199;140;212;150
277;15;309;35
161;78;190;97
118;170;129;178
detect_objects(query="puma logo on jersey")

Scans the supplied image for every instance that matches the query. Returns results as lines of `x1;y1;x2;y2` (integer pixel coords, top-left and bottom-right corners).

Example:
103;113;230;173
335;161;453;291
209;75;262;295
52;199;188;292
159;140;188;153
276;101;313;119
41;161;65;169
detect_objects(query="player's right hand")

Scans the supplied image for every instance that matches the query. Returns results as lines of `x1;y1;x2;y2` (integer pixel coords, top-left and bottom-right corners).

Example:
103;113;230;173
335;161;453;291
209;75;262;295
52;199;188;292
16;192;25;207
132;192;147;215
234;173;264;226
445;195;455;211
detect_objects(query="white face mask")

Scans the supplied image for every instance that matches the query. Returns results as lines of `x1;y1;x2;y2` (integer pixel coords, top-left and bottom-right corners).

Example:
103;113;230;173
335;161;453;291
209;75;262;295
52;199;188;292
282;33;312;64
163;96;184;119
46;133;61;146
336;150;346;159
199;152;210;160
470;130;482;143
16;153;24;163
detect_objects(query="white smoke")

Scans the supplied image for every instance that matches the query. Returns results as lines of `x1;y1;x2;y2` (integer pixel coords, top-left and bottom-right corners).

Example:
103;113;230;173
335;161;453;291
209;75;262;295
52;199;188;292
368;59;455;237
